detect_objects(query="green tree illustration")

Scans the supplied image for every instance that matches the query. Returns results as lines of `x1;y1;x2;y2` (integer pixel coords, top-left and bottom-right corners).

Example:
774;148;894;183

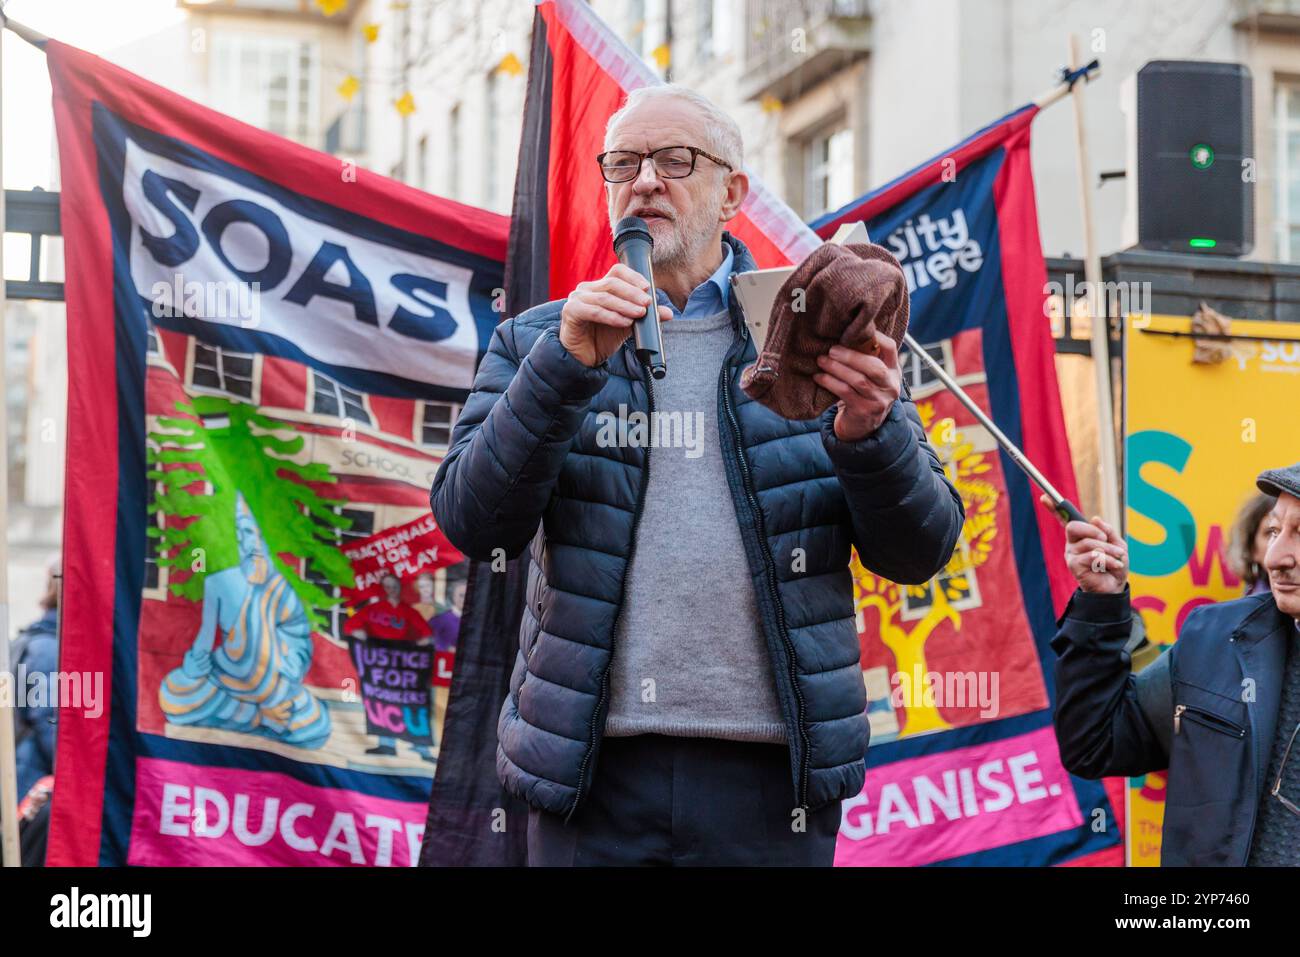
146;394;355;631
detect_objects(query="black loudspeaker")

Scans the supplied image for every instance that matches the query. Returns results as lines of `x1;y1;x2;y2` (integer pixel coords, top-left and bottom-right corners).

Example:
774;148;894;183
1137;60;1254;256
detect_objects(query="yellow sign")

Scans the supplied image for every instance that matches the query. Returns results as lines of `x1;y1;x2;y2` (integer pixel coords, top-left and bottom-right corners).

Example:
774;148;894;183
1124;312;1300;864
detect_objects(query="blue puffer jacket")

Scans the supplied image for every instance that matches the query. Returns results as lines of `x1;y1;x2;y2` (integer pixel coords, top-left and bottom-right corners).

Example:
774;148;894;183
430;233;964;819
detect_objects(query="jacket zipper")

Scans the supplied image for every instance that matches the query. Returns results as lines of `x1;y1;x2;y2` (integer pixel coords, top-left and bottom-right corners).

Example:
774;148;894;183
1230;631;1265;864
718;323;811;810
1172;700;1251;863
1172;703;1246;738
566;358;654;823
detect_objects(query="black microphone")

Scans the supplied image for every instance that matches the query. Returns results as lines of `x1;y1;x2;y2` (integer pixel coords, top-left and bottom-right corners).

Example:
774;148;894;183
613;216;666;379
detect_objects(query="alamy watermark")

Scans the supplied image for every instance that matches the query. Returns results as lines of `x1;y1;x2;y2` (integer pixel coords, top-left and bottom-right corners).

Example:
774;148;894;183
50;887;150;937
595;404;704;459
151;273;263;329
891;666;1000;719
1044;274;1152;322
0;667;104;719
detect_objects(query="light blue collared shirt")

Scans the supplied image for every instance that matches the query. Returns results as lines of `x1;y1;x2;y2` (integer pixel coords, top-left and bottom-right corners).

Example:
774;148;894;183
654;243;733;320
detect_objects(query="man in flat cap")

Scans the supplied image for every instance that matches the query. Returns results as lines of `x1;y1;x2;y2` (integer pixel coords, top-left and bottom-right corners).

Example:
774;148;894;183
1047;463;1300;865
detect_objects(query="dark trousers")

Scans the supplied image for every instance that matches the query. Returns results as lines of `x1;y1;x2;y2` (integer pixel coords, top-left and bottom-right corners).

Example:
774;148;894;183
526;733;842;866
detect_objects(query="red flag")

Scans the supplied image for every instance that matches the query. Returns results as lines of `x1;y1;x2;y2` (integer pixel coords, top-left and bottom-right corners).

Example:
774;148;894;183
507;0;819;313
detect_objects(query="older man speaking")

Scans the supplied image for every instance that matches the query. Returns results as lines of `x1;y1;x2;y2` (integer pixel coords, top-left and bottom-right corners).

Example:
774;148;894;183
1050;464;1300;865
430;85;964;866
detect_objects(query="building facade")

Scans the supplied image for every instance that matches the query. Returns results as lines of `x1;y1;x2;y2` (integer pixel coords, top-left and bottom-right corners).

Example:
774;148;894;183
307;0;1300;265
92;0;1300;264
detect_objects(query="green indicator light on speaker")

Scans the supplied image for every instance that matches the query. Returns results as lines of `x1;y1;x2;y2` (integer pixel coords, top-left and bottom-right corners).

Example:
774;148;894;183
1189;237;1217;248
1190;143;1215;169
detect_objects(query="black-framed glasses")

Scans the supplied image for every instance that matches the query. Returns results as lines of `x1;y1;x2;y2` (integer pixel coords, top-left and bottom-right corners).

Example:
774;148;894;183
1272;721;1300;816
596;145;733;183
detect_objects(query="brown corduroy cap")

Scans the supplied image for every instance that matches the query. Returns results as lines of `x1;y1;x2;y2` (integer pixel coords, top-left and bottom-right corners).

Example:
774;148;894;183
739;242;910;421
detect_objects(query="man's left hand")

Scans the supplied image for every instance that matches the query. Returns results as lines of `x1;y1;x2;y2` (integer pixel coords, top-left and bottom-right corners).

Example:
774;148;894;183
814;328;902;442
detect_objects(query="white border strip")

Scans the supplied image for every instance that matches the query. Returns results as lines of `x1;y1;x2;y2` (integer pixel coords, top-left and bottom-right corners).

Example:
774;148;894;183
547;0;659;93
740;179;822;261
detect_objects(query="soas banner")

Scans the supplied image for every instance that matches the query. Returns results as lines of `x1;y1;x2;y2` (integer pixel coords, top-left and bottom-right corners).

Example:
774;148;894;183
45;38;506;867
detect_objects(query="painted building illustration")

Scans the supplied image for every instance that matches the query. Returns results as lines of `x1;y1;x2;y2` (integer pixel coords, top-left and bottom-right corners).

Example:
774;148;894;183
137;321;468;778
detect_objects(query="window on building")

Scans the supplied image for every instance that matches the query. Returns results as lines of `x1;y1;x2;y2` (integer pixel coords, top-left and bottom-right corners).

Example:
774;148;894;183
803;125;855;219
191;342;255;401
696;0;714;62
417;135;428;191
346;29;369;154
310;369;372;426
389;15;403;98
449;103;462;199
210;34;320;145
711;0;732;58
419;401;461;448
305;506;375;641
628;0;646;57
144;481;165;593
1277;79;1300;261
899;339;951;393
901;538;978;620
485;69;500;208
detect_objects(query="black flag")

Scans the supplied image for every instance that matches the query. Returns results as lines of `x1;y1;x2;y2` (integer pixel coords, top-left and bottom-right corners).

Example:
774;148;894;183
418;9;553;868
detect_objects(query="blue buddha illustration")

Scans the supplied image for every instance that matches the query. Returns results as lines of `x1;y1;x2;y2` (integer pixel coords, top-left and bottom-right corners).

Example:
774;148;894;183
159;493;332;748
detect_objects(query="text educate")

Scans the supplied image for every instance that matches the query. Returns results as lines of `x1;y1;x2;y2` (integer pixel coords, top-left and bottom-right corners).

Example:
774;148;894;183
157;782;426;867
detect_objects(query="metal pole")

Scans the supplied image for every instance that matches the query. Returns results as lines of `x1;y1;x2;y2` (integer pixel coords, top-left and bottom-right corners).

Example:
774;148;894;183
1068;33;1122;527
904;333;1085;525
0;10;25;867
2;15;47;46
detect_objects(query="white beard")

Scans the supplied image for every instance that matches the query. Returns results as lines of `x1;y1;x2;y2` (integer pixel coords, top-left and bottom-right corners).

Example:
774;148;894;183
610;187;725;272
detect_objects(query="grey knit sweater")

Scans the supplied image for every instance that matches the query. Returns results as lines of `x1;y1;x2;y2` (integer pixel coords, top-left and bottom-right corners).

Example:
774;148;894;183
602;308;787;743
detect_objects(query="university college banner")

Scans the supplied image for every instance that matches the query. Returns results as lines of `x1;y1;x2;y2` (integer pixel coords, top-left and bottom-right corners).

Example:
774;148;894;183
45;39;507;866
814;106;1123;865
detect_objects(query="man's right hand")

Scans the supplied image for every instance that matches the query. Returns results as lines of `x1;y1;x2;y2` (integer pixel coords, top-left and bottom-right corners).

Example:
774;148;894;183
559;263;673;368
1046;494;1129;594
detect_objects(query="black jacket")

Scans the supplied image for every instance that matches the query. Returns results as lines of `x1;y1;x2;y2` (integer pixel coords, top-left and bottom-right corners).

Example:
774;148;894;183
430;232;965;819
1051;585;1298;865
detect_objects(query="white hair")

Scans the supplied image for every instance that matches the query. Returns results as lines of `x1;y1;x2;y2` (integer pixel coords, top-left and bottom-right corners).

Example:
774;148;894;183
604;84;744;169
